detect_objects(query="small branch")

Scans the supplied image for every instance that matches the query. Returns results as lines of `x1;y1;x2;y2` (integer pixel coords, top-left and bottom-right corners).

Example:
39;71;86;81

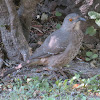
32;27;43;33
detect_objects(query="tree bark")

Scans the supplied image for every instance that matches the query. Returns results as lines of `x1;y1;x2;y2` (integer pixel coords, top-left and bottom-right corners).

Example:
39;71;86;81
0;0;40;62
18;0;40;41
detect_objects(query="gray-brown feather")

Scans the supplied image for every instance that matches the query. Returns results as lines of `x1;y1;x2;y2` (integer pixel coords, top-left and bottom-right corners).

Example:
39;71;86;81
29;29;70;59
29;13;84;68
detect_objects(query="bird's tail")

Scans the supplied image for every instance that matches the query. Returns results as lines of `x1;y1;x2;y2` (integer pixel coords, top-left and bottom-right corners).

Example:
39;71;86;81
0;59;40;79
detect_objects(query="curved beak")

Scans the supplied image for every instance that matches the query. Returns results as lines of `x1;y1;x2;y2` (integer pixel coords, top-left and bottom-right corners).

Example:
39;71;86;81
78;17;86;22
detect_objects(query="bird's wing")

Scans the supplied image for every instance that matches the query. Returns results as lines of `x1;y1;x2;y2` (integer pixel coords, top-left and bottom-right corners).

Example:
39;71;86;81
29;30;70;59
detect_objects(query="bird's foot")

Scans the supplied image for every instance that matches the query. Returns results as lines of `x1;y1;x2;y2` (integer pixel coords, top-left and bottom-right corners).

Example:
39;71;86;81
58;68;67;79
48;66;67;80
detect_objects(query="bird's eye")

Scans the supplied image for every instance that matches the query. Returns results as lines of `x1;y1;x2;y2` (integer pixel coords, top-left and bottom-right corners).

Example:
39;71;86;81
69;18;73;22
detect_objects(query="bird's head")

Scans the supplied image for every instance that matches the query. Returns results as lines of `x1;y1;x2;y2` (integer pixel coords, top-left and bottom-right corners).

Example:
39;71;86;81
61;13;86;31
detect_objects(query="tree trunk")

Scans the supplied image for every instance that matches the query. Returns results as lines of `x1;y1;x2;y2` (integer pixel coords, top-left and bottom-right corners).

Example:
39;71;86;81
18;0;40;41
0;0;40;63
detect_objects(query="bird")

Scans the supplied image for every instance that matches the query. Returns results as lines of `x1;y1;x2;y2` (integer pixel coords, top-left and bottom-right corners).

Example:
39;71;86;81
0;13;86;78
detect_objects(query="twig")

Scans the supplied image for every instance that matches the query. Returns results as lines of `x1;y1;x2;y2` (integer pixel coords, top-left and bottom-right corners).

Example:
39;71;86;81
31;26;44;33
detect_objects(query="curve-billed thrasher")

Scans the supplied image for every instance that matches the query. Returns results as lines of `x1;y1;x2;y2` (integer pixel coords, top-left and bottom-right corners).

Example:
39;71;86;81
0;13;86;78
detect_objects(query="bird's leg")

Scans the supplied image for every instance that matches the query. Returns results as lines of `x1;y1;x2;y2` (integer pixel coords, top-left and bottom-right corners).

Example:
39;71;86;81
47;66;67;79
44;66;59;80
58;68;67;78
50;66;68;78
52;70;59;80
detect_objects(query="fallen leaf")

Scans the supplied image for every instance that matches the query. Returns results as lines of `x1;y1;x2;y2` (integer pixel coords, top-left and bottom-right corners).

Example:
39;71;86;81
72;84;80;89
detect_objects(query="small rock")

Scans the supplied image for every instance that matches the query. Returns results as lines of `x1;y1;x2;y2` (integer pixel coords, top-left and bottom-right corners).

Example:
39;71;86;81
36;15;40;19
90;60;97;67
37;41;43;45
96;43;100;50
41;13;48;21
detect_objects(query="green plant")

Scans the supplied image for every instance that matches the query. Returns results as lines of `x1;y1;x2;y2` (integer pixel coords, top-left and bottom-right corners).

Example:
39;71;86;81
56;23;61;29
85;26;96;36
85;51;98;61
85;11;100;36
55;11;62;17
88;11;100;27
55;11;62;29
1;74;100;100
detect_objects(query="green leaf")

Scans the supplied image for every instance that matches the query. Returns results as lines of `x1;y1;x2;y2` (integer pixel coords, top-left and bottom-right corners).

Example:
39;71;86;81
92;54;98;59
47;97;55;100
89;75;99;82
55;11;62;17
0;25;5;27
86;26;96;36
63;79;68;86
88;11;100;19
85;57;91;61
95;19;100;27
86;52;93;57
56;23;61;29
55;80;59;86
82;96;87;100
70;74;80;82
